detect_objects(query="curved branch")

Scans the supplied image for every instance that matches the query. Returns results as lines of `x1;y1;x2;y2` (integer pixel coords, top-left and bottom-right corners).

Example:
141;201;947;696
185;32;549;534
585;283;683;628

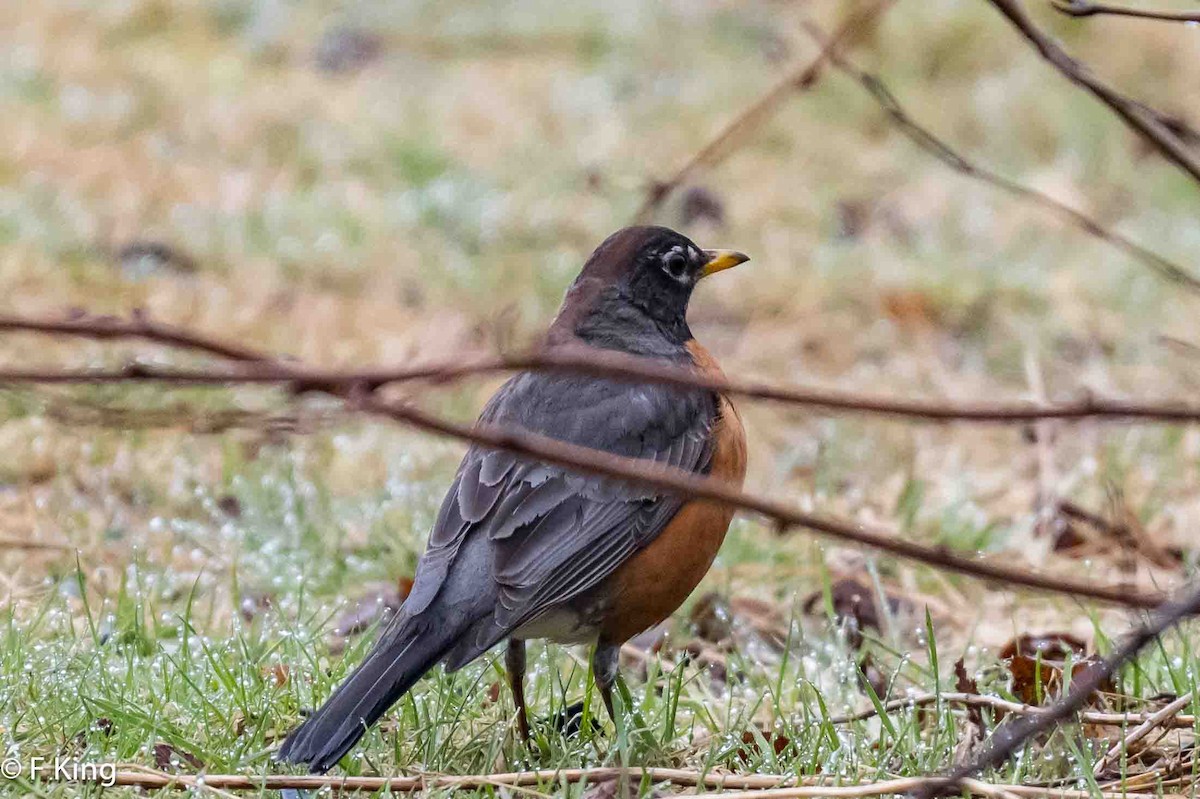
355;391;1169;609
800;20;1200;293
1052;0;1200;22
47;767;1171;796
822;691;1198;728
0;312;271;363
631;0;896;222
11;350;1200;424
0;311;1178;608
920;582;1200;796
985;0;1200;186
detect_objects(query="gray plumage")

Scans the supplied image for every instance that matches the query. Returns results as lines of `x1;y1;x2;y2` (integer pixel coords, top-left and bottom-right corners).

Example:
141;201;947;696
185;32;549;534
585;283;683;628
276;227;724;772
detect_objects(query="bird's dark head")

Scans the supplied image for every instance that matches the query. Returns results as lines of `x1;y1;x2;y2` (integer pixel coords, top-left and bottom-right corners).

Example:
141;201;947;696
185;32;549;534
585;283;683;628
550;226;749;354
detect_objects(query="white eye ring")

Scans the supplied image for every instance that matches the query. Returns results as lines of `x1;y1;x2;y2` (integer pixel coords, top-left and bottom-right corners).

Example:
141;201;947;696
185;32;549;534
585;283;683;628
662;250;688;279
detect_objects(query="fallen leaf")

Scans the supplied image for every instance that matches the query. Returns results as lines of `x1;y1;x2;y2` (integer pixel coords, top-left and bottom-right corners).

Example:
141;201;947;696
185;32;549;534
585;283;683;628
482;681;502;707
262;663;289;687
689;592;733;643
152;743;205;772
1007;654;1062;705
682;639;735;689
857;652;889;700
736;729;792;764
1004;645;1112;708
803;577;912;649
1069;656;1116;696
954;658;986;727
216;495;242;518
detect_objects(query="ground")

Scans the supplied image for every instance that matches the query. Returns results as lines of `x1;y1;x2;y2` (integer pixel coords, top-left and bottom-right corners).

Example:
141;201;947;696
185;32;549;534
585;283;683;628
1;0;1199;796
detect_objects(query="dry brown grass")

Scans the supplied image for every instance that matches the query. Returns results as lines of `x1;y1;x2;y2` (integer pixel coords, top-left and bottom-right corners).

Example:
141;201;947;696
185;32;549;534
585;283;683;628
2;0;1200;792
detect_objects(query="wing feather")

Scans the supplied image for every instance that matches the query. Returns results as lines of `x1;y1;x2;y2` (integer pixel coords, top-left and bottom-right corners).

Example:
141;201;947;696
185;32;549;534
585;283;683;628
409;368;718;636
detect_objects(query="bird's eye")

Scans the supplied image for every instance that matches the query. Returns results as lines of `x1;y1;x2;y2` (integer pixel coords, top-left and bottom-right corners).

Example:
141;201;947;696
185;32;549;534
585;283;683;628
662;250;688;278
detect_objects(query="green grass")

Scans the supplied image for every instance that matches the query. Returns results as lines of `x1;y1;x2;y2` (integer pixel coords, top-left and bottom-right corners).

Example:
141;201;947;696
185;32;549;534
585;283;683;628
0;427;1197;796
2;0;1200;794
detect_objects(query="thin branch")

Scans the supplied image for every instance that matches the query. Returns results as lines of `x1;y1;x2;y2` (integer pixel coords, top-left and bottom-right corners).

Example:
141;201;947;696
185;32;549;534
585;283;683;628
984;0;1200;186
48;768;1180;797
7;313;1200;795
631;0;896;222
919;582;1200;797
0;311;1178;607
800;21;1200;293
1092;690;1194;776
690;780;1178;799
822;691;1198;728
1052;0;1200;22
0;313;272;363
18;766;801;793
14;322;1200;423
355;391;1170;609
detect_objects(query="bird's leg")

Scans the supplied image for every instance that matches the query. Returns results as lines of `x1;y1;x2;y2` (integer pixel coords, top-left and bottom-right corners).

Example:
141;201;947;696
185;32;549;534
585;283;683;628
506;639;531;743
591;641;621;725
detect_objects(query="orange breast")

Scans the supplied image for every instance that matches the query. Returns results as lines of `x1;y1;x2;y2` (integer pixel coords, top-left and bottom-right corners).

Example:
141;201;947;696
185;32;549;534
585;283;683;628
599;343;747;644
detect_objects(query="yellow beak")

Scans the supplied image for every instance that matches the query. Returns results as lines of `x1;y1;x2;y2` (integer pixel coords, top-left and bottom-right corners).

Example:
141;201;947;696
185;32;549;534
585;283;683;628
700;249;750;278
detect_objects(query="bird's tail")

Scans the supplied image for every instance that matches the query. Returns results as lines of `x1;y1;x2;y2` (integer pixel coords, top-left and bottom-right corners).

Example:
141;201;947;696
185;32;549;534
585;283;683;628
275;614;459;773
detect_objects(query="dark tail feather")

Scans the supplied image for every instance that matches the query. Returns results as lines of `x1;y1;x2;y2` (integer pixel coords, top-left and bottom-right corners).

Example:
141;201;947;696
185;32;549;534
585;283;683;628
275;616;457;773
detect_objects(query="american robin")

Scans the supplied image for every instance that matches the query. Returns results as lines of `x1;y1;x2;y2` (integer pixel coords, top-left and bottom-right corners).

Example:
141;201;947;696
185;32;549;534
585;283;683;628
277;226;749;772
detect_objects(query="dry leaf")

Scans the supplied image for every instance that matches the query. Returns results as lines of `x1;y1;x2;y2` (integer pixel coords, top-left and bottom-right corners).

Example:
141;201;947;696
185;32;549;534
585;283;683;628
954;658;986;727
735;729;792;764
803;577;912;649
152;743;205;772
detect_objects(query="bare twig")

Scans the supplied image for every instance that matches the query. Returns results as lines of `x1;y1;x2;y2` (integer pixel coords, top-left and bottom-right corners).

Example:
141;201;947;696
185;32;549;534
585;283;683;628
15;340;1200;425
7;316;1199;792
800;20;1200;293
822;691;1198;728
632;0;895;222
1052;1;1200;22
689;780;1177;799
117;763;241;799
357;391;1170;609
0;310;1183;608
1057;499;1131;540
46;767;1182;797
919;582;1200;796
1092;690;1195;776
32;766;800;793
0;313;273;363
984;0;1200;185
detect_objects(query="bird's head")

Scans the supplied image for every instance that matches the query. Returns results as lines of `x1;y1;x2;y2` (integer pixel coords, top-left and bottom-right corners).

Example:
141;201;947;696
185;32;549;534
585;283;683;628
550;226;749;351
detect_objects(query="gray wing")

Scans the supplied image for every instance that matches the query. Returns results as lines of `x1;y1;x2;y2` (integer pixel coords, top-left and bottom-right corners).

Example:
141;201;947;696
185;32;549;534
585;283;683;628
403;370;718;638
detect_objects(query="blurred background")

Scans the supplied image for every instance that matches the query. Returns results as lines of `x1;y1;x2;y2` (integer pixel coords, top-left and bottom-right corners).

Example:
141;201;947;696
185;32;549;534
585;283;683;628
2;0;1200;783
